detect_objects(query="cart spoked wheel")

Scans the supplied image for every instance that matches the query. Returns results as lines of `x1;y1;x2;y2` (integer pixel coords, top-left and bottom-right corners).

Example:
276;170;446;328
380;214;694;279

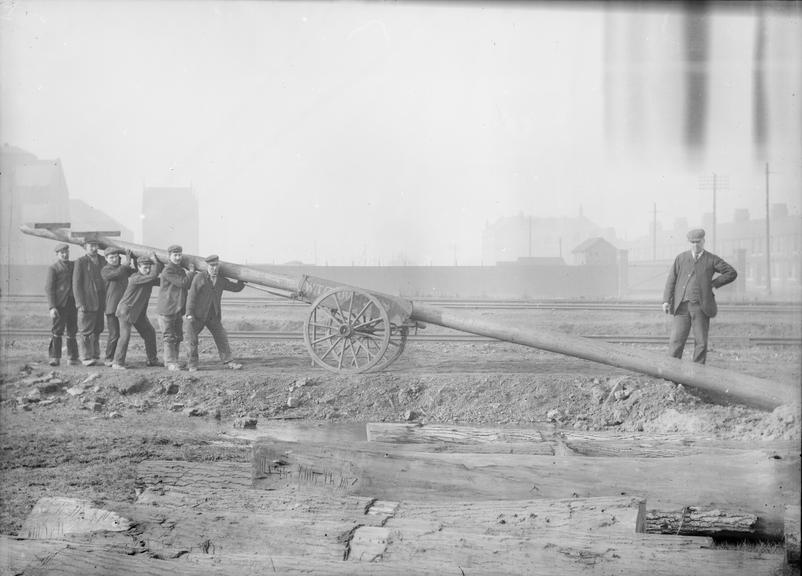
303;287;391;374
368;326;408;372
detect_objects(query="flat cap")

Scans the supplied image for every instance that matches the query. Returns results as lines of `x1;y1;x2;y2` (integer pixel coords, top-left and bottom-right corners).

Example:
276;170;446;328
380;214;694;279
54;243;70;253
138;256;154;265
687;228;705;242
105;247;125;256
83;238;100;246
204;254;220;264
167;244;183;254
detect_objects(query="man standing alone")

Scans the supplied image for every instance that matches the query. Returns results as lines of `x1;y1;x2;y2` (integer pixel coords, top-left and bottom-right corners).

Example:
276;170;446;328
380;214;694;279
45;243;79;366
157;245;196;371
662;228;737;364
185;255;246;371
72;239;106;366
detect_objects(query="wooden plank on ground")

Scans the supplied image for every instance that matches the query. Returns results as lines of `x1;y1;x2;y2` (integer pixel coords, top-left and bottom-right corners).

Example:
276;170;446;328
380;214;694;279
253;439;799;539
365;422;799;458
387;495;646;535
0;536;67;576
347;496;647;562
135;460;255;508
366;422;548;444
645;506;758;537
1;533;784;576
374;529;784;576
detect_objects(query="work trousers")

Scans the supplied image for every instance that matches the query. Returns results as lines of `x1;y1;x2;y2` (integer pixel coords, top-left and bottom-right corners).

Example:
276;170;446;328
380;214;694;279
105;314;120;363
77;308;104;361
186;315;233;368
668;301;710;364
114;313;158;367
49;305;79;361
158;314;184;364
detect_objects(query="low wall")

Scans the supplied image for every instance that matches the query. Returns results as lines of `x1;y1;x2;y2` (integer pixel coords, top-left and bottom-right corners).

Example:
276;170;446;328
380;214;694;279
5;262;797;301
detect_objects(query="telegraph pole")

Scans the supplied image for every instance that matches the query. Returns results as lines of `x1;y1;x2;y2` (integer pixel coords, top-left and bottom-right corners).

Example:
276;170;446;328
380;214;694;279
699;173;727;255
712;173;717;253
765;162;771;295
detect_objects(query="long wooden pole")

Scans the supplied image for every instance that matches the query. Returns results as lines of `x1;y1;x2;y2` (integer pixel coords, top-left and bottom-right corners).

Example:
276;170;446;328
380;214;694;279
410;303;797;411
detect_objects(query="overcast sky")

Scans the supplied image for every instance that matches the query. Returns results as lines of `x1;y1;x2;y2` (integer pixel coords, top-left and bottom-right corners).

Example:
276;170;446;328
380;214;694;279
2;1;800;265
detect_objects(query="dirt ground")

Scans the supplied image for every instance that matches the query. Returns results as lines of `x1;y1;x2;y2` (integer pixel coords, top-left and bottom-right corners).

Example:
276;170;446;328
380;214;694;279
1;303;800;540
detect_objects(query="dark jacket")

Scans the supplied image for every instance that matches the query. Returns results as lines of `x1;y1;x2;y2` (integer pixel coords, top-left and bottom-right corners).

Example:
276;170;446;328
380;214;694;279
157;263;196;315
45;259;75;309
101;263;134;315
72;253;106;312
186;272;245;322
116;262;163;322
663;250;737;318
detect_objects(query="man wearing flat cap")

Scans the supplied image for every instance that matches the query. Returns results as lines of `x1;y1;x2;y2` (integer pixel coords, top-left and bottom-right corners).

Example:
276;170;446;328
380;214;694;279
185;255;246;371
156;244;196;371
113;252;163;369
72;239;106;366
101;247;137;366
44;243;79;366
662;228;737;364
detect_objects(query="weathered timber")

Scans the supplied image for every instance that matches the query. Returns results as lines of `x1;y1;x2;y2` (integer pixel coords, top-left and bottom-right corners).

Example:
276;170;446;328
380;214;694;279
385;495;647;536
134;459;262;509
0;536;67;575
551;431;799;458
374;529;784;576
787;503;801;564
19;497;132;540
645;507;759;537
253;439;799;539
369;441;555;455
8;458;787;576
365;422;799;458
0;533;767;576
133;459;383;516
366;422;549;444
0;528;786;576
411;302;798;410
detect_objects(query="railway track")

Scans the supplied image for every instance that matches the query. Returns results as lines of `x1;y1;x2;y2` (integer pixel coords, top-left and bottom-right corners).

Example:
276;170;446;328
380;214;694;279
1;328;798;347
1;295;800;314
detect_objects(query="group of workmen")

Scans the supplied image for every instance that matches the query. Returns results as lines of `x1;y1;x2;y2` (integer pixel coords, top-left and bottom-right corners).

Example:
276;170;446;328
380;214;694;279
45;240;246;371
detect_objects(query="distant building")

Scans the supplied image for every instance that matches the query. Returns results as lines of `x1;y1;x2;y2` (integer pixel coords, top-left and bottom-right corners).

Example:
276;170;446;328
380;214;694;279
482;213;618;265
142;187;199;254
624;203;801;296
713;204;801;294
571;237;618;266
0;144;71;268
0;144;131;294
